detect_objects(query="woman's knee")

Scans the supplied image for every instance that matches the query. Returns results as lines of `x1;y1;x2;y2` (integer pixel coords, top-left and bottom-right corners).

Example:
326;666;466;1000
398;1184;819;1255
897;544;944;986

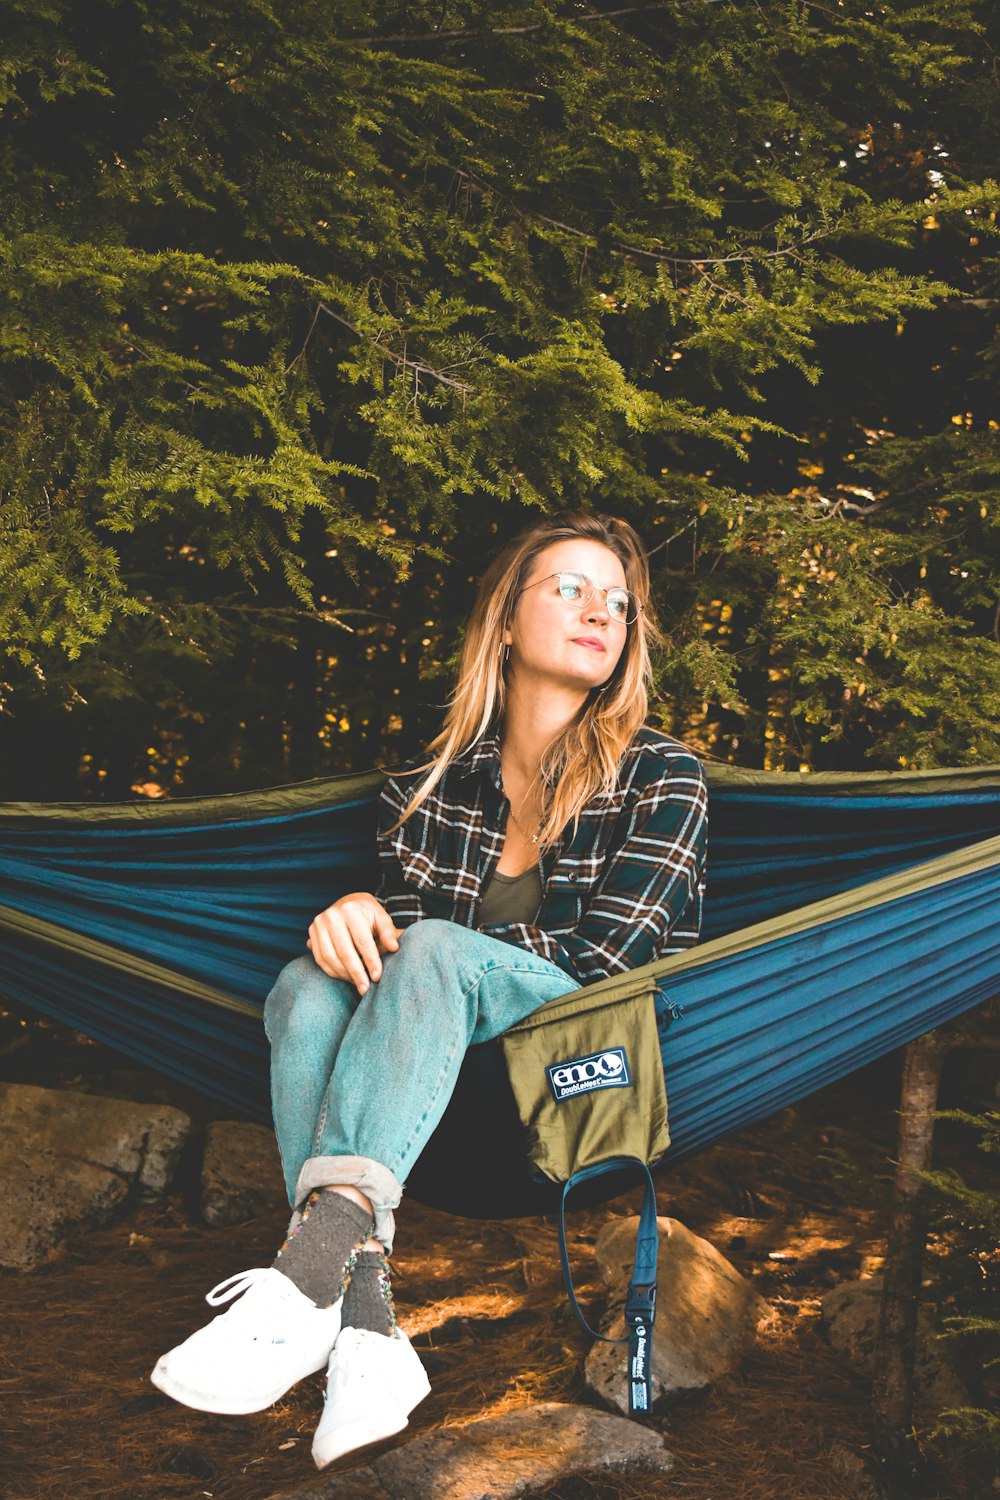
263;953;351;1042
392;917;467;968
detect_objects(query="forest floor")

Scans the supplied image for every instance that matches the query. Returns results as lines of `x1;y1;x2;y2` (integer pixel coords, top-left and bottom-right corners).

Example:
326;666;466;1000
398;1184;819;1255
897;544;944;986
0;1011;993;1500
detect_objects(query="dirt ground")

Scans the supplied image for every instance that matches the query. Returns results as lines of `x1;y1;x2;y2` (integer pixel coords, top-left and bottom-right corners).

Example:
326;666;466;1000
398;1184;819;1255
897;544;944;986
0;1015;991;1500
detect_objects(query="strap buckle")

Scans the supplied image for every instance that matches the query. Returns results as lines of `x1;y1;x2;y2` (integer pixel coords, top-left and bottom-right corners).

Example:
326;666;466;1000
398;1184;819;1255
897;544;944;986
626;1281;657;1325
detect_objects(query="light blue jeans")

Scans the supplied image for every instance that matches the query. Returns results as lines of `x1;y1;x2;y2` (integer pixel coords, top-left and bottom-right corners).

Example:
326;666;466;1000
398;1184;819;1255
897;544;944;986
263;917;577;1251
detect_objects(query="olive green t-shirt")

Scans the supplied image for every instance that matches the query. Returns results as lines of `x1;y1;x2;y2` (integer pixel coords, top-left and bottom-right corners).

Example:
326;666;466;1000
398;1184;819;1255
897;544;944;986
477;865;543;929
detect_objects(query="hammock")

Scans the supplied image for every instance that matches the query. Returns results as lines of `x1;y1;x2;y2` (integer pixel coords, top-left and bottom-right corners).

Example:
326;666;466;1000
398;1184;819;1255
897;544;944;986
2;762;999;1217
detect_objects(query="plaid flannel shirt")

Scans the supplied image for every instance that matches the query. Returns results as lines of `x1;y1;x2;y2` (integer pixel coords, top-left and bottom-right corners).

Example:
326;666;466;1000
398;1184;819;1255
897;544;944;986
376;726;708;985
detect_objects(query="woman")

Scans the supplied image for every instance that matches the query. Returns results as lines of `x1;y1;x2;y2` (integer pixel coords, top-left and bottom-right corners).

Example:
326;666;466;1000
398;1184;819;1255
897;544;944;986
152;510;708;1468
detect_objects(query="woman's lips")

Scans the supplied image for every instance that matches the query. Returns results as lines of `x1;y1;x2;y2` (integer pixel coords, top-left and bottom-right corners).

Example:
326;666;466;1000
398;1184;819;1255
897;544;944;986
571;636;606;651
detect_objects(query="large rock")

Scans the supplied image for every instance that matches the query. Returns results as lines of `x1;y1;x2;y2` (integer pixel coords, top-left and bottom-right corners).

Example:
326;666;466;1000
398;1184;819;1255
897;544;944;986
0;1146;130;1272
821;1279;969;1412
585;1215;771;1414
826;1438;889;1500
264;1401;673;1500
0;1082;192;1269
199;1120;287;1227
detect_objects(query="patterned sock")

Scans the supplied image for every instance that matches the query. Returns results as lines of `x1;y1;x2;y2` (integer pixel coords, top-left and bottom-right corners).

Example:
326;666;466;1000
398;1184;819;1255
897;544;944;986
272;1189;374;1308
342;1249;397;1336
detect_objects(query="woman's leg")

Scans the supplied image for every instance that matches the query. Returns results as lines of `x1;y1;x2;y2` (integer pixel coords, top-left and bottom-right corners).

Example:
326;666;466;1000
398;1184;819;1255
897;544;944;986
262;953;359;1207
151;956;369;1414
289;917;578;1247
152;920;574;1419
285;918;575;1470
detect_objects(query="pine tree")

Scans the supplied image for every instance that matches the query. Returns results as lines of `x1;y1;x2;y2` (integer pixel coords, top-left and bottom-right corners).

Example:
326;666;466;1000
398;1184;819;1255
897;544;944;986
0;1;997;793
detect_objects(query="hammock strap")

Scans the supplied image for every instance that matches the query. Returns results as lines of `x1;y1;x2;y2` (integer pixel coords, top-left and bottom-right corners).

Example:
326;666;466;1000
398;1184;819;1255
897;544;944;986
558;1157;659;1416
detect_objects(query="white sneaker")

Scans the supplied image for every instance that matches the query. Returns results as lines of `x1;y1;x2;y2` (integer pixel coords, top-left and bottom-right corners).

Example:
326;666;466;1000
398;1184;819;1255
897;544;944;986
151;1267;343;1415
311;1326;431;1469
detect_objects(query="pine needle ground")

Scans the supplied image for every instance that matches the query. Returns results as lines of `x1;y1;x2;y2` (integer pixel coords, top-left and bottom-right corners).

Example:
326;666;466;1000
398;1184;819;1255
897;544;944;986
0;1023;985;1500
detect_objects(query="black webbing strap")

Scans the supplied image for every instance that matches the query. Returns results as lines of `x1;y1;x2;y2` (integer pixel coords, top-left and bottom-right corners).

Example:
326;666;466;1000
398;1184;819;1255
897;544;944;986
558;1156;659;1416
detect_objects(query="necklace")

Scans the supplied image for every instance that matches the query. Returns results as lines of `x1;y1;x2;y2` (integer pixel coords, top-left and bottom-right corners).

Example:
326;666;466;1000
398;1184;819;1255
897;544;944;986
506;789;542;846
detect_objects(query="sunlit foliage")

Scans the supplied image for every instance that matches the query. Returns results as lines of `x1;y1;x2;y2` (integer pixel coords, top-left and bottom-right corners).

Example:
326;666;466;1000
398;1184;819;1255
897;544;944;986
0;1;997;793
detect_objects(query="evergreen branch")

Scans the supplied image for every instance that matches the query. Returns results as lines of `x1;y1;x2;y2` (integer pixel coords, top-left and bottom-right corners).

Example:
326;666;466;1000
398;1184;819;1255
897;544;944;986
816;495;886;518
316;303;476;393
351;5;689;44
340;0;914;46
941;1315;1000;1338
124;337;202;397
150;600;379;637
285;299;324;374
450;165;826;267
647;518;698;557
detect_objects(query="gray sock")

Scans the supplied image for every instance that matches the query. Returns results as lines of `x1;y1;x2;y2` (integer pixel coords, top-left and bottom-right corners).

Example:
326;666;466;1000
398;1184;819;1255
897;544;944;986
342;1249;397;1336
272;1190;374;1308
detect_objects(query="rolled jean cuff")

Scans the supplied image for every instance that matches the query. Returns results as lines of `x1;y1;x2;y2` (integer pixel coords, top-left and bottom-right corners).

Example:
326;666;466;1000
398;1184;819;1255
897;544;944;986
291;1155;403;1254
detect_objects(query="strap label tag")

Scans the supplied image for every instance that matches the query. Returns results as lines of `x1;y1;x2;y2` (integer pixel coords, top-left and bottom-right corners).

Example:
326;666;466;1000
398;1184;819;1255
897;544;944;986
630;1318;650;1411
547;1046;631;1103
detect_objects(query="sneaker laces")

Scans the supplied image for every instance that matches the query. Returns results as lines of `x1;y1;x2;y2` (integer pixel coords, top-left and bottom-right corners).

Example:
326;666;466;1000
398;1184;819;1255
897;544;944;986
205;1267;277;1309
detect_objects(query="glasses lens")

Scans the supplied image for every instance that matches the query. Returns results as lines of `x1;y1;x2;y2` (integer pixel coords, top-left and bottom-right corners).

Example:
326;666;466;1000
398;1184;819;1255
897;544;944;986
557;572;590;603
606;589;632;621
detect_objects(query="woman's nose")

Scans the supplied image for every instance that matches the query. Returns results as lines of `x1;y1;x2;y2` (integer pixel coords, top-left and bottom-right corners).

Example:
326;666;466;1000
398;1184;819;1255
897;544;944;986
583;595;609;623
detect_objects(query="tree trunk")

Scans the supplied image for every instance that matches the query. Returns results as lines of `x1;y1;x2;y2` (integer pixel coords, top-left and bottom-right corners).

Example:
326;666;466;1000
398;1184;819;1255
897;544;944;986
871;1031;949;1483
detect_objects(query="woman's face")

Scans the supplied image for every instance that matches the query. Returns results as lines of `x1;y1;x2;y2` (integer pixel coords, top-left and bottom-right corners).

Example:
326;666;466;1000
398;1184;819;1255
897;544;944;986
505;538;631;694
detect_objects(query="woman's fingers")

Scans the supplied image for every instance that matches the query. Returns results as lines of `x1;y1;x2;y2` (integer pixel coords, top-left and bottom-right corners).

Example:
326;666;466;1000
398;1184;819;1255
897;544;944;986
327;909;375;993
332;929;375;994
307;913;348;982
306;894;403;994
373;906;401;954
307;911;359;987
342;908;384;988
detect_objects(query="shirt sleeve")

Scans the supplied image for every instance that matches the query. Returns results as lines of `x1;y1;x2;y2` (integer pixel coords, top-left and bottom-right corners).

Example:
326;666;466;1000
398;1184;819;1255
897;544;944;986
374;773;427;930
484;753;708;984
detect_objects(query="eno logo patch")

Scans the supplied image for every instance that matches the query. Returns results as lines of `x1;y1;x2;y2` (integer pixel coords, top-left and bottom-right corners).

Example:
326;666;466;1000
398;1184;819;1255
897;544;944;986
547;1046;632;1103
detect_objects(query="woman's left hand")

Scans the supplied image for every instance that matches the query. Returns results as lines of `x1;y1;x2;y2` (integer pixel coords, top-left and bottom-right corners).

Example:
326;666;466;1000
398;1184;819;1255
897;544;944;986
306;891;402;993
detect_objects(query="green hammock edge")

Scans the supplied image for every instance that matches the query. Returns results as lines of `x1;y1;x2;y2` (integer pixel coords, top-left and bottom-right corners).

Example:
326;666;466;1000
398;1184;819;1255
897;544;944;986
0;900;262;1019
2;759;1000;827
3;829;997;1024
622;828;1000;989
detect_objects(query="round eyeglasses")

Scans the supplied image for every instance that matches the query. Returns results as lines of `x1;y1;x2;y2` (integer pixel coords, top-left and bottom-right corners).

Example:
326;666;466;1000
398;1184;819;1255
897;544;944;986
520;570;643;624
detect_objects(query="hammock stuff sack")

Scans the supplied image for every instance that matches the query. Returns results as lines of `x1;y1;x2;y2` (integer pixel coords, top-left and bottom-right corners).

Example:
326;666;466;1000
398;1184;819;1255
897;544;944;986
502;970;670;1414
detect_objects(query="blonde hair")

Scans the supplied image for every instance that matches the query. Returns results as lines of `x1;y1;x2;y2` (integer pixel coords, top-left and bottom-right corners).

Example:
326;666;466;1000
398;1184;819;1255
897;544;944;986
394;511;663;848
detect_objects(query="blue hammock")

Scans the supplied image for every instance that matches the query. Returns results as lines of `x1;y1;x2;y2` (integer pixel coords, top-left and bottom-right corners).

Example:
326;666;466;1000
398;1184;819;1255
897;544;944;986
1;762;998;1216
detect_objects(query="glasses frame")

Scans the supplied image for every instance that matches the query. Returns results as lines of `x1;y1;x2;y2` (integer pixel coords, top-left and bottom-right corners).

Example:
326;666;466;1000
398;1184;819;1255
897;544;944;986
519;570;643;625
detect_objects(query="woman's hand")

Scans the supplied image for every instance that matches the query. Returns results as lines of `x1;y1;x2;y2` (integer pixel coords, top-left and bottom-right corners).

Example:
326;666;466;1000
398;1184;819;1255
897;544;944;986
307;893;402;993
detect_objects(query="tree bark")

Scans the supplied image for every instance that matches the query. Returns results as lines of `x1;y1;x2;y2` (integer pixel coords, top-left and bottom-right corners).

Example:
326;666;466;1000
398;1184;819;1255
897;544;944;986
871;1030;949;1483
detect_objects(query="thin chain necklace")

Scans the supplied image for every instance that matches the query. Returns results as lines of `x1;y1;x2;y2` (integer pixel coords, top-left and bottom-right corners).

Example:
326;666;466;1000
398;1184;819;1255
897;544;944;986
507;799;541;846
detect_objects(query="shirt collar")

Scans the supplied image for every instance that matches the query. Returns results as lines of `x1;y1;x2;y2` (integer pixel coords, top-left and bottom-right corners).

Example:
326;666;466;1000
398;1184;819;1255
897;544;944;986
452;725;627;813
455;729;504;790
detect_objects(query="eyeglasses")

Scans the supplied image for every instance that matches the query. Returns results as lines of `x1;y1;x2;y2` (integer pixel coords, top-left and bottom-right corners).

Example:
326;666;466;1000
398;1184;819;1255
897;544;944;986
520;570;643;624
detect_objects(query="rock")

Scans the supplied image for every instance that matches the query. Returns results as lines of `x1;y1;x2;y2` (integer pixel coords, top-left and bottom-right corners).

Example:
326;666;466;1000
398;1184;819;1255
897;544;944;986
0;1145;129;1271
0;1082;193;1269
0;1081;191;1197
585;1215;771;1414
820;1279;969;1412
263;1401;673;1500
269;1476;383;1500
827;1438;888;1500
199;1120;287;1227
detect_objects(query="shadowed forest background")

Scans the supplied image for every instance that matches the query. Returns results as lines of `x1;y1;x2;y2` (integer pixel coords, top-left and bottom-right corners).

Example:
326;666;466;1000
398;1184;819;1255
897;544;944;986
0;0;997;799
